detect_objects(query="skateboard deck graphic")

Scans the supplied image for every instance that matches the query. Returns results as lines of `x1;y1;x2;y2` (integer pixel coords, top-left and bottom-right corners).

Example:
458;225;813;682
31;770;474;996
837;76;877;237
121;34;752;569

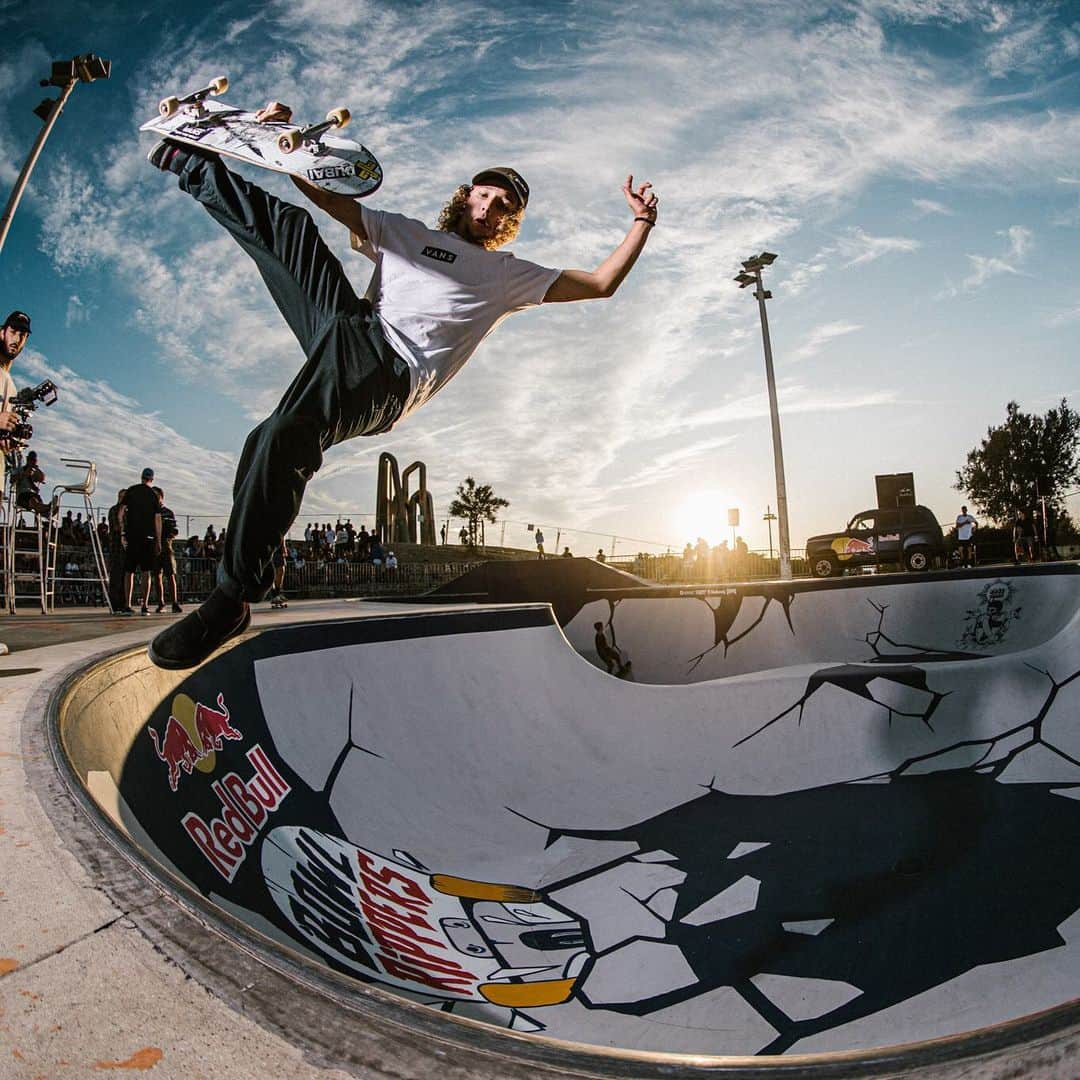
141;77;382;197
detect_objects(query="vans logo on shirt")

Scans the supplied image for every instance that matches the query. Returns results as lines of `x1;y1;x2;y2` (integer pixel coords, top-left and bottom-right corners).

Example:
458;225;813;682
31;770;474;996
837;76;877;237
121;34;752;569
421;246;457;264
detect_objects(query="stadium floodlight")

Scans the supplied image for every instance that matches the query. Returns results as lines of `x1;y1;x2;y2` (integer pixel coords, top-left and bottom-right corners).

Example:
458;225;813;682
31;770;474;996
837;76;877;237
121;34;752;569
0;53;112;256
742;251;777;270
736;251;791;580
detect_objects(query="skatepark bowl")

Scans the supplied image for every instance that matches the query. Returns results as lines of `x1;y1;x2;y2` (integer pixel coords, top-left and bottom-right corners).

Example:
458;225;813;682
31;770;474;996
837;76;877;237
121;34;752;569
49;563;1080;1077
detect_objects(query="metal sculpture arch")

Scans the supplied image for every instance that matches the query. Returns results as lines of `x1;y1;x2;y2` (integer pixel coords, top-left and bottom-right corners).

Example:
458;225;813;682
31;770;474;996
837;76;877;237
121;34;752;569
375;452;436;546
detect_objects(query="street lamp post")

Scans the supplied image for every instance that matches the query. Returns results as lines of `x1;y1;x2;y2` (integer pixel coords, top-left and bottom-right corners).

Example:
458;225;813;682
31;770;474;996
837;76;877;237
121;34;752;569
735;253;792;580
0;53;112;256
763;504;777;560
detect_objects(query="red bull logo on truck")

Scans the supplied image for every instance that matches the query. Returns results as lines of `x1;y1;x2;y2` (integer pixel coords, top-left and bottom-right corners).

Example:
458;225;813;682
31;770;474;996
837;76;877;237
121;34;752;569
837;536;874;556
148;691;242;792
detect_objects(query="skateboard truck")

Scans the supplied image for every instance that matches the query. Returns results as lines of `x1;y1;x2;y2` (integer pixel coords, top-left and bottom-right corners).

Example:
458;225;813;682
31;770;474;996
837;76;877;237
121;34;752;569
277;108;351;155
159;75;229;120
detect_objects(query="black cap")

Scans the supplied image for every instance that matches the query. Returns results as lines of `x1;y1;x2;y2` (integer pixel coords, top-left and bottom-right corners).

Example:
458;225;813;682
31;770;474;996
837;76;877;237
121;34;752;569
4;311;31;333
472;167;529;210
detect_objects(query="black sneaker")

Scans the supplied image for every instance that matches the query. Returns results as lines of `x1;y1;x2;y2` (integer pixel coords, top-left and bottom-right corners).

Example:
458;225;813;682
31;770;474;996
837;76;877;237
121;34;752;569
148;138;216;178
148;587;250;670
141;605;150;616
171;602;183;614
119;607;134;616
147;138;196;174
156;604;165;614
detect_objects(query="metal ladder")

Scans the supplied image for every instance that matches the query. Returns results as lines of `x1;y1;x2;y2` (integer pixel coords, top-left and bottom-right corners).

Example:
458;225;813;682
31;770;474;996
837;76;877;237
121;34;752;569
46;458;111;613
3;450;48;614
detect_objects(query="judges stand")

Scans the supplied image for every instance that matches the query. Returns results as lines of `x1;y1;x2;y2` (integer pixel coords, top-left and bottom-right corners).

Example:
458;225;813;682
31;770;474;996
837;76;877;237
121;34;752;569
47;458;111;613
2;448;48;613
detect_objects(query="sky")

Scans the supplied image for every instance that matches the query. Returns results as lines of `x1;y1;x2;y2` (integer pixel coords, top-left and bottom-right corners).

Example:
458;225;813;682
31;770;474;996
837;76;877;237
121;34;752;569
1;0;1079;556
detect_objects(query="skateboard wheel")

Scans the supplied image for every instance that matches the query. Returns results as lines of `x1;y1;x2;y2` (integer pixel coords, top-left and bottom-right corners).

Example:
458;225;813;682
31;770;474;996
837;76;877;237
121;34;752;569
159;96;180;119
209;75;229;95
278;128;303;154
326;107;351;129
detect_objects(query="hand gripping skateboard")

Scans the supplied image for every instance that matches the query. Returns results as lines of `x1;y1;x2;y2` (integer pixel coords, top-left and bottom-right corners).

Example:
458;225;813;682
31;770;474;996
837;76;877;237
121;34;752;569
141;76;382;197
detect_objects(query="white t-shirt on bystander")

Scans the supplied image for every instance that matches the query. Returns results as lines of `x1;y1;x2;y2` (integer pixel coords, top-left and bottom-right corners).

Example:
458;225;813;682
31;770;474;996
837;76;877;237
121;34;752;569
956;513;977;541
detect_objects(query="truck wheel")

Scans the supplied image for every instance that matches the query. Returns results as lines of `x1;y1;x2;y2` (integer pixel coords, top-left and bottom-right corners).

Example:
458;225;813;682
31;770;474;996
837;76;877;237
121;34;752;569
905;547;931;572
812;554;838;578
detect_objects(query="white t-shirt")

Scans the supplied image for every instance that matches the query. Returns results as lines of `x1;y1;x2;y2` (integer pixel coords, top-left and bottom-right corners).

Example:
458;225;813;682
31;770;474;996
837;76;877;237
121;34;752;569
0;365;15;490
956;513;977;541
353;208;560;420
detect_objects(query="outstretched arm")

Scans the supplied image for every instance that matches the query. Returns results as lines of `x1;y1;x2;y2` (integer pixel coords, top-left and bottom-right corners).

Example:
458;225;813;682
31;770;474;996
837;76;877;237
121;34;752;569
253;101;370;244
290;175;367;244
543;175;658;303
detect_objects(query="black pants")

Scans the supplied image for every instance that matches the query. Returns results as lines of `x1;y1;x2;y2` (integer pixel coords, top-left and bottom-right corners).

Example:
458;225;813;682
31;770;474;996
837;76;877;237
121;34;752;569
177;155;410;603
107;548;126;611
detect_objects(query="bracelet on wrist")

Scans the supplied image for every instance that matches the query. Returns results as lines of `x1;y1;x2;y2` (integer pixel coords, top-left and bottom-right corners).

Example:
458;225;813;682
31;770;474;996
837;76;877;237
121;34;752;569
634;216;656;226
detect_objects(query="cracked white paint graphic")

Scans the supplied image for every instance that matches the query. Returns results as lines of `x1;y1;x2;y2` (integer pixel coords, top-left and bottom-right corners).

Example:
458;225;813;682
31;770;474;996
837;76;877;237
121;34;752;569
582;941;698;1007
751;973;863;1021
783;919;835;936
728;841;770;859
551;861;686;952
681;876;760;926
646;887;679;921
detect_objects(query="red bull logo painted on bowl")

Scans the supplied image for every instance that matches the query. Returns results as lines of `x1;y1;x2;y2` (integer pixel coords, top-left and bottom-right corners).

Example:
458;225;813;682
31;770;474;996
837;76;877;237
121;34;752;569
148;691;243;792
182;745;291;882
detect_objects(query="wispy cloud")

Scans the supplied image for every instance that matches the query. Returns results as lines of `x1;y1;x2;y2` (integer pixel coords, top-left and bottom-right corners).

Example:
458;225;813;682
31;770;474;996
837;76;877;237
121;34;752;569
786;228;920;296
17;349;237;516
789;320;862;363
940;224;1033;296
837;228;921;267
1047;304;1080;328
913;197;952;216
64;295;92;328
0;41;51;187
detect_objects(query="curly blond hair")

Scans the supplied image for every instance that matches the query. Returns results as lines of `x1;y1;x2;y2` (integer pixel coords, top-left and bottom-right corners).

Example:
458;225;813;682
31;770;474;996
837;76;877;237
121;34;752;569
437;185;523;251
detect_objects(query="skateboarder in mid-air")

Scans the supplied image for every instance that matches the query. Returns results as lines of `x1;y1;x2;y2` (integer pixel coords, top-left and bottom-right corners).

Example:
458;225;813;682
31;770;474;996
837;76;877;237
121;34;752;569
146;102;659;669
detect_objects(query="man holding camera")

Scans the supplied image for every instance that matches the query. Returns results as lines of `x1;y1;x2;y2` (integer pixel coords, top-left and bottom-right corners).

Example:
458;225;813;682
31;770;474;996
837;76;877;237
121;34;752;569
0;310;31;652
0;311;32;474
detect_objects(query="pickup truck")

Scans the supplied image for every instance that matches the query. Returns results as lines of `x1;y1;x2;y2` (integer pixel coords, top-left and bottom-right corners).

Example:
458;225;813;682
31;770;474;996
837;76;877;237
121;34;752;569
806;505;946;578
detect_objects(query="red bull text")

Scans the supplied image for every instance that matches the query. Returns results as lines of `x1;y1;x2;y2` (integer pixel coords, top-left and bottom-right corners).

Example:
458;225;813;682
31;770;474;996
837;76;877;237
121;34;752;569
182;745;291;881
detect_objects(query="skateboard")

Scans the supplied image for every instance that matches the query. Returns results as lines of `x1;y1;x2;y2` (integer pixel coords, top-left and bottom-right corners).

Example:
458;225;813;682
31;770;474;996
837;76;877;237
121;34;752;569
270;592;288;609
140;76;382;197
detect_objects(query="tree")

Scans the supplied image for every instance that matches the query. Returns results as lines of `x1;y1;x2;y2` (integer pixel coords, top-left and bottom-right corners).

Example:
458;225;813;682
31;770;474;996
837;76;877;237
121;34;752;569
955;399;1080;524
447;477;509;548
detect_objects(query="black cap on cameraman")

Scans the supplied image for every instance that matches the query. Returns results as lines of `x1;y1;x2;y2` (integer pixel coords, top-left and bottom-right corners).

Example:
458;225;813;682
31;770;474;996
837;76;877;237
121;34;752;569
4;311;31;334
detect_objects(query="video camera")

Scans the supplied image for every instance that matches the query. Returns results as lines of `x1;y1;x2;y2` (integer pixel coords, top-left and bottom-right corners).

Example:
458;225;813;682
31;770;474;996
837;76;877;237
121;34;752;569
3;379;58;449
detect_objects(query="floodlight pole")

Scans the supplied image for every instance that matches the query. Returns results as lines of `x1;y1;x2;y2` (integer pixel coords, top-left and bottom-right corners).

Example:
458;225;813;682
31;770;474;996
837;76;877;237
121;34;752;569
0;54;111;257
736;254;792;580
0;81;76;255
